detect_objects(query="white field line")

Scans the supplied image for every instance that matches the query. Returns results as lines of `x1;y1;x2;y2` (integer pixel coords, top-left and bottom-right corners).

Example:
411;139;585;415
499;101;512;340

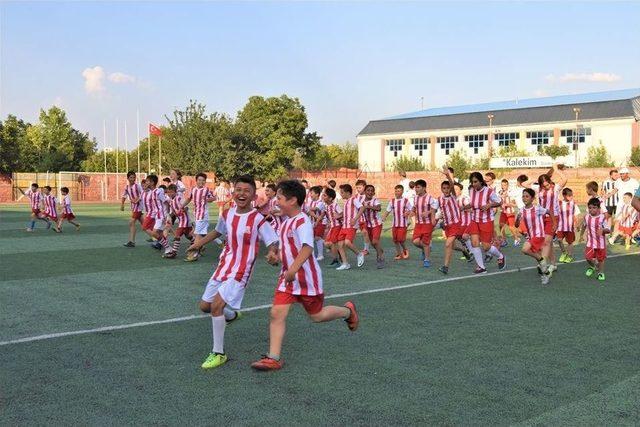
1;252;637;347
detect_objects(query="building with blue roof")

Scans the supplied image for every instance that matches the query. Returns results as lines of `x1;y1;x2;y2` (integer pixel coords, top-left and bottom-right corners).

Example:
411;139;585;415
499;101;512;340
356;88;640;171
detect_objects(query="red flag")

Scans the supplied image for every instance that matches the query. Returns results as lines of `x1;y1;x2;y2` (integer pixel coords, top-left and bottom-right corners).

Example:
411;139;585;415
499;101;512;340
149;123;162;136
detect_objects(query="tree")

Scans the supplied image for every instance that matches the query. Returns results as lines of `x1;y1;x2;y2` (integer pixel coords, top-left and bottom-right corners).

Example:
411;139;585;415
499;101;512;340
629;147;640;168
582;142;614;168
446;149;472;180
497;144;530;157
292;142;359;171
0;115;29;173
236;95;321;182
542;145;570;160
391;155;426;172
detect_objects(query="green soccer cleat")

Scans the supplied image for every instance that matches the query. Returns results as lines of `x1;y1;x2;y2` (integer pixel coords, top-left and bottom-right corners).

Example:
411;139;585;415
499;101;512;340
564;256;574;263
597;273;606;282
559;253;567;263
226;311;243;325
585;267;595;277
201;352;227;369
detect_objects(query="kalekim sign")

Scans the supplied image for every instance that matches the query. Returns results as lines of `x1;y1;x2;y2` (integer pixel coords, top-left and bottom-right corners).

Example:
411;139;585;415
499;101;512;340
489;156;576;169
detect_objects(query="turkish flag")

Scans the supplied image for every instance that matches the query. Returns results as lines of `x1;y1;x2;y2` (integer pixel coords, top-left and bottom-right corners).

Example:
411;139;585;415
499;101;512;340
149;123;162;136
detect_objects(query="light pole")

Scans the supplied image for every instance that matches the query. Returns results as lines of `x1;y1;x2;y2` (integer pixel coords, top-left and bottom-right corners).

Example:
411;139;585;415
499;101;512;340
487;114;495;156
573;107;581;167
420;97;424;110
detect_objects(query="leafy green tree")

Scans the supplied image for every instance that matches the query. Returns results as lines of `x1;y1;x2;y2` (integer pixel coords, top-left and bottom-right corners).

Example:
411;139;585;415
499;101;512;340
446;149;472;179
497;144;531;157
542;145;570;160
292;142;359;171
0;115;29;173
629;147;640;168
582;142;614;168
391;155;426;172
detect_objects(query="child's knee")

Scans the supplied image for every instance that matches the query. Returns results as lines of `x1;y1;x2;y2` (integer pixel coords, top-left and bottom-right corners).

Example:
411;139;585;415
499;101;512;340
198;301;211;313
309;312;324;323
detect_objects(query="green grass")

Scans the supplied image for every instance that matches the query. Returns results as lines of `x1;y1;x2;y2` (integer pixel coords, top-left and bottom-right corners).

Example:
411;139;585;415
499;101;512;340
1;203;639;425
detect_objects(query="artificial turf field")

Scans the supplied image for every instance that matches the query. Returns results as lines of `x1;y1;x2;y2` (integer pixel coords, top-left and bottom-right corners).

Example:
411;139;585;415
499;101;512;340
1;203;639;426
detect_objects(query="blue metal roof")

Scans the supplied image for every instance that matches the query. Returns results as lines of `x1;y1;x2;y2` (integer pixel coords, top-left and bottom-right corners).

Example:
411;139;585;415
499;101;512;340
387;88;640;120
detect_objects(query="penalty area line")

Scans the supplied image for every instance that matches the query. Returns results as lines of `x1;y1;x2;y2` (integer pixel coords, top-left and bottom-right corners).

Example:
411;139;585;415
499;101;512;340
0;252;636;347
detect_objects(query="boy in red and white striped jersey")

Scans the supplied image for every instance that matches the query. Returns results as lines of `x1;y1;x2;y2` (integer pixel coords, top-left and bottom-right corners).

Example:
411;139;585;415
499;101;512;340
260;183;285;233
498;179;519;246
516;188;552;284
437;170;465;274
382;184;412;260
120;171;144;247
556;188;581;263
163;184;194;258
412;179;439;268
42;186;61;233
336;184;364;270
306;186;327;261
143;175;171;253
609;192;637;249
357;184;385;268
57;187;80;231
251;180;359;371
20;183;51;232
579;198;610;282
182;172;216;261
354;180;372;255
188;175;279;370
322;188;343;266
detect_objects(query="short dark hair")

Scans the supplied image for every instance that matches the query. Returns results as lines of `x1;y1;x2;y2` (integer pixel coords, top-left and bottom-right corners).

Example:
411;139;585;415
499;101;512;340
355;179;367;187
327;180;337;188
324;188;336;200
167;184;177;192
485;172;496;180
159;184;167;190
415;179;427;188
195;172;207;181
609;169;618;176
31;183;39;188
517;174;528;184
395;184;404;191
277;180;306;207
447;167;454;174
409;181;415;189
501;179;509;184
587;197;601;208
538;174;552;186
266;183;277;192
171;169;183;179
301;179;308;184
339;184;353;195
624;192;633;198
454;182;463;190
441;180;451;187
61;187;69;193
562;188;573;196
523;188;536;198
162;177;171;183
364;184;375;192
234;175;257;191
44;185;52;191
586;181;598;192
126;171;136;178
310;185;322;195
147;174;158;185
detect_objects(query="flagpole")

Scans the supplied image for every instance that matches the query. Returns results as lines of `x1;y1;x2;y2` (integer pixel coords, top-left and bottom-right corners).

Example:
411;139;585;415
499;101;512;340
124;120;129;172
116;119;119;199
147;122;151;173
136;109;141;176
158;135;162;177
103;120;107;201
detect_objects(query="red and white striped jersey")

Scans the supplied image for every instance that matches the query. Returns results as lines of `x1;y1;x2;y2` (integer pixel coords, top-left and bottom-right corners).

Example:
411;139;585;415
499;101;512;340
141;189;152;213
386;197;412;228
458;195;472;227
557;200;580;232
356;194;367;224
170;195;191;228
618;203;638;228
214;185;231;202
469;186;501;223
342;196;363;229
521;205;547;238
584;213;608;249
362;197;382;227
500;189;515;215
413;194;439;225
303;191;313;213
538;184;560;216
267;197;284;232
438;194;461;226
277;213;323;296
44;194;57;217
122;183;143;212
147;188;167;219
173;180;187;196
325;202;343;228
190;186;215;221
25;189;41;210
211;207;278;287
61;195;73;215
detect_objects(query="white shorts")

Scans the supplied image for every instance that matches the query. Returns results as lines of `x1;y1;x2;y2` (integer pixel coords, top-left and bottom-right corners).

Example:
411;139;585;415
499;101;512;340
201;278;245;309
195;219;209;235
153;218;165;231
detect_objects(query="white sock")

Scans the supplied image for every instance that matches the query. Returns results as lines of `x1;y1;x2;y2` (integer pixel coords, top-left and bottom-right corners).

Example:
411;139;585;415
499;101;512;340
223;307;236;321
211;315;226;354
316;239;324;256
488;245;503;259
471;247;485;269
213;237;223;245
465;240;473;251
364;242;370;251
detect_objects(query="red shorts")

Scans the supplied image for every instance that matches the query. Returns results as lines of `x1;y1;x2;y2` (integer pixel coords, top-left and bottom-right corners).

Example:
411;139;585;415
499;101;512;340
412;223;434;245
142;216;155;231
443;222;463;238
366;225;382;242
273;291;324;315
62;213;76;221
585;247;606;262
359;221;367;232
499;213;516;227
31;208;41;216
556;231;575;244
175;226;192;238
45;213;58;220
527;236;546;253
519;220;528;234
326;226;342;244
313;223;326;238
392;226;407;243
543;215;554;236
468;221;494;244
338;227;356;242
619;226;633;237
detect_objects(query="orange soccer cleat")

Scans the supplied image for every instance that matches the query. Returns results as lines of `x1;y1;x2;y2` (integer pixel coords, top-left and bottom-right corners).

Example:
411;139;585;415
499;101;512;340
344;301;359;331
251;356;283;371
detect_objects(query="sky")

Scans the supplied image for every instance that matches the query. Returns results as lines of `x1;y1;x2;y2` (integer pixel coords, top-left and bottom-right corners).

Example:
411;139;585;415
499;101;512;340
1;1;639;150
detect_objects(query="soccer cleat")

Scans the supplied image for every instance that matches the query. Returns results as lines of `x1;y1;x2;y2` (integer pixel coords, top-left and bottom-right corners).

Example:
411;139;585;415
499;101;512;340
184;250;200;262
336;263;351;271
625;243;631;250
344;301;359;331
513;239;521;247
463;249;473;262
585;267;595;277
329;257;340;266
559;253;567;263
162;251;177;259
124;241;135;248
474;267;487;274
500;240;508;248
497;255;506;271
548;264;558;273
438;266;449;275
201;352;228;369
402;249;410;259
540;273;550;285
146;238;154;242
484;254;493;263
423;259;431;268
376;258;385;269
564;256;574;263
75;224;80;231
597;273;606;282
539;258;549;274
608;237;615;245
226;311;244;325
251;356;283;371
357;252;365;267
26;228;33;232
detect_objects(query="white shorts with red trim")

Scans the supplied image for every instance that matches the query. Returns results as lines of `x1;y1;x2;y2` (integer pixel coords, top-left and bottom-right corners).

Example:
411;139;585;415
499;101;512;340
201;278;245;309
195;219;209;235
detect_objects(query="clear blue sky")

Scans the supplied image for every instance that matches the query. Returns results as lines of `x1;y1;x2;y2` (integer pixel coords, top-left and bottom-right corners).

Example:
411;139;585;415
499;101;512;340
2;1;639;149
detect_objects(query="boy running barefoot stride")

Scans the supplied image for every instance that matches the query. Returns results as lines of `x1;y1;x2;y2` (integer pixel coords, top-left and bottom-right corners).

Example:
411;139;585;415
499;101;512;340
251;180;359;371
188;175;280;370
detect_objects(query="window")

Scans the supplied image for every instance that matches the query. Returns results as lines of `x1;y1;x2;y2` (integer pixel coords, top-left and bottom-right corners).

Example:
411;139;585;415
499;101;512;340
465;134;487;154
526;131;552;151
494;132;520;147
561;128;591;144
385;139;405;157
437;136;457;155
411;137;429;156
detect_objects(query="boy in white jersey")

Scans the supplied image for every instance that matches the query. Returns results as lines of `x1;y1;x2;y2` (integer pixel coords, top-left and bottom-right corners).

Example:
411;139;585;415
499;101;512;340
609;192;637;249
251;180;359;371
556;188;581;263
357;184;384;269
57;187;80;231
579;198;610;282
121;171;144;247
182;172;216;261
188;175;279;370
382;184;412;260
